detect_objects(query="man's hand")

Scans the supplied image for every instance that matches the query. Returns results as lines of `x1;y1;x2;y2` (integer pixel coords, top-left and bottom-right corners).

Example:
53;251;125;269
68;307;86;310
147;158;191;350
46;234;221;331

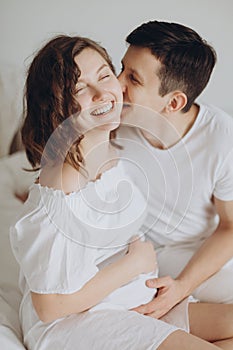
131;276;187;319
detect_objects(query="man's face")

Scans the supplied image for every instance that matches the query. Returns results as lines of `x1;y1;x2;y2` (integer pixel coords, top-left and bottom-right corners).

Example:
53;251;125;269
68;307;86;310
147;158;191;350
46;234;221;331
118;45;170;119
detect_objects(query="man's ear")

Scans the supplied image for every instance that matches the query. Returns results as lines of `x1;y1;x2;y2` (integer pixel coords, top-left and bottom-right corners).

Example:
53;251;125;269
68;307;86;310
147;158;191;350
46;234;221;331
165;91;187;113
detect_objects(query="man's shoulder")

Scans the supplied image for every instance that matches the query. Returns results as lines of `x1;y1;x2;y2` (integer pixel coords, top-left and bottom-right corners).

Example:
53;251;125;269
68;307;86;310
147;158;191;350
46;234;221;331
200;103;233;127
198;103;233;139
198;104;233;155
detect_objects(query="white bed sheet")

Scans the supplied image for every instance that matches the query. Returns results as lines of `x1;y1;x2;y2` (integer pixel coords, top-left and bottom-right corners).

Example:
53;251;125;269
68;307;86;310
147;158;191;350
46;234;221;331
0;151;36;349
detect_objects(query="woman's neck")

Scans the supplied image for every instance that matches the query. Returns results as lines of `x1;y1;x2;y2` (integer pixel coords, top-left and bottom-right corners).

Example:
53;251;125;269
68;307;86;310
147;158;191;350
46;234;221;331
39;129;116;193
80;129;110;159
79;129;117;181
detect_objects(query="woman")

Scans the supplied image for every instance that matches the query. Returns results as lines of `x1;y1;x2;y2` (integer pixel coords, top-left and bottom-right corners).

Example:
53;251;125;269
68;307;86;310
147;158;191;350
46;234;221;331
10;35;233;349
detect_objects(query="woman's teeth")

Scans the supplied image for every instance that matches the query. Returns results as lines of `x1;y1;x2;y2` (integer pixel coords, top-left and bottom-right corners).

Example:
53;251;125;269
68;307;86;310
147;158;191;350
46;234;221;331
91;102;113;116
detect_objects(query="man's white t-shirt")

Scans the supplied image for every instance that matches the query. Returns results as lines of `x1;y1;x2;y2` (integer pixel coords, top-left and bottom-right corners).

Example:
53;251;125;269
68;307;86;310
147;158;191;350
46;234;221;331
118;103;233;248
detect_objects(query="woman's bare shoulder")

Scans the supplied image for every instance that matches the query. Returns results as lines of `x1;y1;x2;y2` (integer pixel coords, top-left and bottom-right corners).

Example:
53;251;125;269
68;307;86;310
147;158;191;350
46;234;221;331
38;163;87;194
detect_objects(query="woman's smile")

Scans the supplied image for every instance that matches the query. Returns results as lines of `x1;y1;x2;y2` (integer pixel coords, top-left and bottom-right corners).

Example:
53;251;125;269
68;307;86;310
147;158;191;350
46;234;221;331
91;101;114;117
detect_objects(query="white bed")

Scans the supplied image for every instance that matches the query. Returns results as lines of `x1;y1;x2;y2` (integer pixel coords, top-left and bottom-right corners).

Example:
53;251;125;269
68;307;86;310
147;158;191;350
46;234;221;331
0;63;35;349
0;152;37;349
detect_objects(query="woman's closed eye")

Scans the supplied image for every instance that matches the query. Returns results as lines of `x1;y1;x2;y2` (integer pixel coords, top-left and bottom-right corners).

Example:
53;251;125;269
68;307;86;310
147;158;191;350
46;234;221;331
76;84;87;95
99;67;113;81
99;74;110;81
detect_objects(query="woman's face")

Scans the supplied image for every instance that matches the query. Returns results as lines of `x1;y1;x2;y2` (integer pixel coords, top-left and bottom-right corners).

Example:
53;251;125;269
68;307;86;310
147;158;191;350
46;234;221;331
74;48;123;133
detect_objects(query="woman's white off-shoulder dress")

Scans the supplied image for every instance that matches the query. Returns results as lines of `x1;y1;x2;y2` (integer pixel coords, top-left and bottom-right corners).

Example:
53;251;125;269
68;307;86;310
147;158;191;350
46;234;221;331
10;161;180;350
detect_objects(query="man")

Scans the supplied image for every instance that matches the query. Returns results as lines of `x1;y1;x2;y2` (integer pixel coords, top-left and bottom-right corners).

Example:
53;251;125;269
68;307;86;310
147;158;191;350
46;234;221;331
117;20;233;319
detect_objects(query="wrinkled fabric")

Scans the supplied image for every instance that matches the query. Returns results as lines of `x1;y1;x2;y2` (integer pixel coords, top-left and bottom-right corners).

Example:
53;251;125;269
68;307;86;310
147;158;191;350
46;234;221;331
10;160;182;349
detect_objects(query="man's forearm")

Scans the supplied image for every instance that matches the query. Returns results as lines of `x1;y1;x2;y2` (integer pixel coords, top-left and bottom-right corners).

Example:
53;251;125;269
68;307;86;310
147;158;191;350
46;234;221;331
176;226;233;297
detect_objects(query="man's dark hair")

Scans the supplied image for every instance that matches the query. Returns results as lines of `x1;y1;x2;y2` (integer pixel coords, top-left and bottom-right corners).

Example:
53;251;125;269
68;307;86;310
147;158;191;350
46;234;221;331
126;21;217;112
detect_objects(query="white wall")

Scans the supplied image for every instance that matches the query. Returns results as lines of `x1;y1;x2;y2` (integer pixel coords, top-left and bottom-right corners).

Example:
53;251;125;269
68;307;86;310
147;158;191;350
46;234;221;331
1;0;233;114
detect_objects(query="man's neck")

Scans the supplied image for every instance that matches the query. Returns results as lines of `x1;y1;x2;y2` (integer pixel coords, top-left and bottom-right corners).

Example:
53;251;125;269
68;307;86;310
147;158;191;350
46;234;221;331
141;103;199;150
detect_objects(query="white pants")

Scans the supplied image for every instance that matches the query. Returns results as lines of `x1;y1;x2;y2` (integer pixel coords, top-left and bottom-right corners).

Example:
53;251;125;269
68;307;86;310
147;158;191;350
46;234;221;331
157;243;233;303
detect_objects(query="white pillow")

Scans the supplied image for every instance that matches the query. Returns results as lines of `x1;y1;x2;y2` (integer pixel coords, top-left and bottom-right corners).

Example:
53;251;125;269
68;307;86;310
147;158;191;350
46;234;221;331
0;151;36;289
0;151;36;349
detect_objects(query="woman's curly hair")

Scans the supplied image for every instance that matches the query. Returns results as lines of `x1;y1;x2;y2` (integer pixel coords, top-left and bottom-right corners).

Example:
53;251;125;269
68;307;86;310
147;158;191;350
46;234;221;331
21;35;116;171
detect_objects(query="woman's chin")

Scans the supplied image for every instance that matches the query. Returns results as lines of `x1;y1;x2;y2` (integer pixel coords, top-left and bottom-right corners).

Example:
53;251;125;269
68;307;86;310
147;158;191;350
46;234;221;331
98;120;120;132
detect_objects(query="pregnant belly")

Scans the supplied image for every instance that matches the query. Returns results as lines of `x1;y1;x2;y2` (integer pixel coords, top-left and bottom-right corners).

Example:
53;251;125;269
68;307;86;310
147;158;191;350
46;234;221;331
90;271;157;312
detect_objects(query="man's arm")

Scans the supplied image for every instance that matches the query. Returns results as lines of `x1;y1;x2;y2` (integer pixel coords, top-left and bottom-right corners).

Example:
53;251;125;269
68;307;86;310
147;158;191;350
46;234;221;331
132;198;233;318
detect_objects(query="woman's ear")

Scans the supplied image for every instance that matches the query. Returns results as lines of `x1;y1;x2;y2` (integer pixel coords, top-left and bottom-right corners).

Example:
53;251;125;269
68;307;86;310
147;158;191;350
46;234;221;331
165;91;187;113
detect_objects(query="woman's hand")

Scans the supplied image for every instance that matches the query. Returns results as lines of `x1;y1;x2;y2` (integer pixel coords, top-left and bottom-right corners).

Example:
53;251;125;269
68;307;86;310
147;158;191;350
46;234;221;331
127;236;157;274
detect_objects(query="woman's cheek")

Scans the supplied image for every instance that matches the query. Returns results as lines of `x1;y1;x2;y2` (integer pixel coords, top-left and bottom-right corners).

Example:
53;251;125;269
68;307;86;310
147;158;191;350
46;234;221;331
77;96;90;113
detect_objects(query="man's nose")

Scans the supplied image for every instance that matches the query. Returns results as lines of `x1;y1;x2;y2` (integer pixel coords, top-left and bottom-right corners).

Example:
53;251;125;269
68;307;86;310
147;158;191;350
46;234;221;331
117;72;126;93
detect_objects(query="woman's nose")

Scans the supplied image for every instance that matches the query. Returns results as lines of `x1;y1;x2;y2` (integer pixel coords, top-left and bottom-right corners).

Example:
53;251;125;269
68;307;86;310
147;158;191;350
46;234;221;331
92;86;108;101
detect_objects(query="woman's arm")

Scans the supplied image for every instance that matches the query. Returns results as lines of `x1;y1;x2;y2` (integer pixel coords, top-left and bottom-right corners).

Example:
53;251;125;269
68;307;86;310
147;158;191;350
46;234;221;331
31;238;156;323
